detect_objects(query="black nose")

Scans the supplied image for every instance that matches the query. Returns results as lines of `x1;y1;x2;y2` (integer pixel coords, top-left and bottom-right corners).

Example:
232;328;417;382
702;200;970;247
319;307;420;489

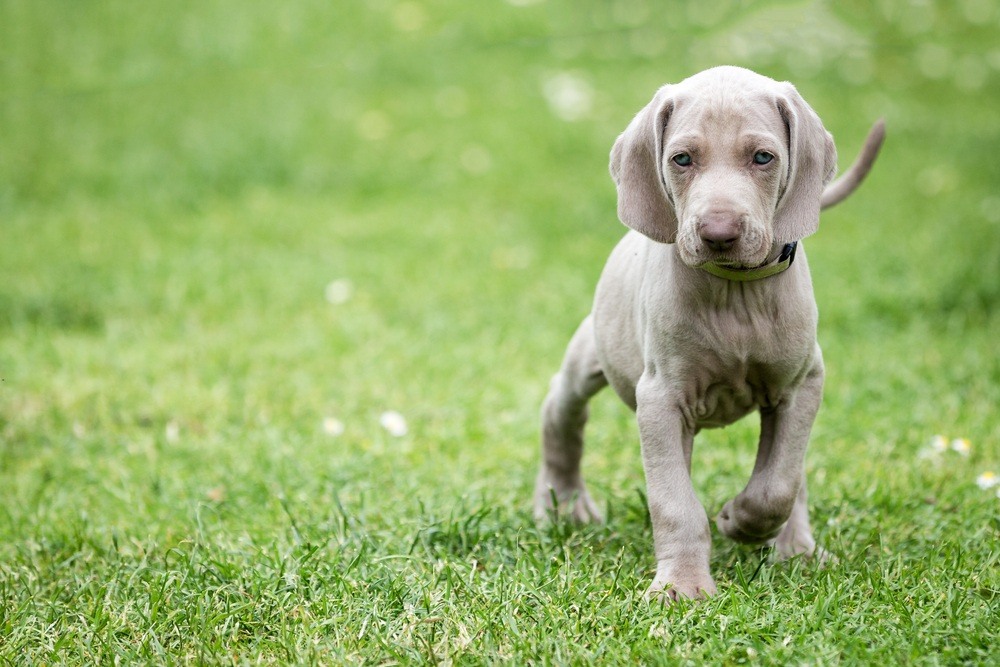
699;214;742;252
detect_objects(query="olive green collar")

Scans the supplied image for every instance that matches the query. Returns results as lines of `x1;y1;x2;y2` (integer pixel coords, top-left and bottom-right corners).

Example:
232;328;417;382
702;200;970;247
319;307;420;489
699;242;799;282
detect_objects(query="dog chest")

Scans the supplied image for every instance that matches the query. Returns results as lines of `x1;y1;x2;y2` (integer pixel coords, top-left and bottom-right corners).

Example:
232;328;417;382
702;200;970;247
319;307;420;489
681;357;801;428
667;310;818;428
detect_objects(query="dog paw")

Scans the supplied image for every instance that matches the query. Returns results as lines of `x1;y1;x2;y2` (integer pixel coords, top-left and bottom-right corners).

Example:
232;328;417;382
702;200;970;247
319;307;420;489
532;479;603;523
773;542;838;566
809;545;838;567
771;532;838;566
770;517;839;564
645;572;717;604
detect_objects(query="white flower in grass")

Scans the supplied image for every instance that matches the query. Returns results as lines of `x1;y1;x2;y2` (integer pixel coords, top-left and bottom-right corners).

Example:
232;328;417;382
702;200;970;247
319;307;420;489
542;72;593;122
976;471;998;490
165;420;180;443
325;279;354;305
323;417;345;437
380;411;408;437
950;438;971;456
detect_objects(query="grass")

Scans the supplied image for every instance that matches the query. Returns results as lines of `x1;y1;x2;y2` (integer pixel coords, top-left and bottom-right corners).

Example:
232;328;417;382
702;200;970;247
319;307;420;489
1;0;998;663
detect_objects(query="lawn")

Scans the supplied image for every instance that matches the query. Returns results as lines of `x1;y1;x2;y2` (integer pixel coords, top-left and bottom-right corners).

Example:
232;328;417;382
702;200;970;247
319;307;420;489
1;0;998;663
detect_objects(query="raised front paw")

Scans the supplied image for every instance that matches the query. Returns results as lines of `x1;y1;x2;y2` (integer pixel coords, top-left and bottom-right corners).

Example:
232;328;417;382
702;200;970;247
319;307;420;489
715;499;784;544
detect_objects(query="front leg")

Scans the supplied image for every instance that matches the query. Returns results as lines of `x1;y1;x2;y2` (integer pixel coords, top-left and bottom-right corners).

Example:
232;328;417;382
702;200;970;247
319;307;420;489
637;375;717;601
716;356;824;545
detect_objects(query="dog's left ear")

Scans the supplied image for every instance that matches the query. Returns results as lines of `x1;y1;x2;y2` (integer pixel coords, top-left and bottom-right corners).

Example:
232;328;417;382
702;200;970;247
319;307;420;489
774;83;838;243
609;85;677;243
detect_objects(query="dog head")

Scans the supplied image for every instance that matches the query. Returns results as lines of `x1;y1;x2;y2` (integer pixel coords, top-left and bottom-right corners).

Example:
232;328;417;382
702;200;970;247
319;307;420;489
609;66;837;269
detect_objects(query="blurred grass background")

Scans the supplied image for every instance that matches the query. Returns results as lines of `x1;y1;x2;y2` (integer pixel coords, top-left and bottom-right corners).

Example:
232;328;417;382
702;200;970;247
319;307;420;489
1;0;998;662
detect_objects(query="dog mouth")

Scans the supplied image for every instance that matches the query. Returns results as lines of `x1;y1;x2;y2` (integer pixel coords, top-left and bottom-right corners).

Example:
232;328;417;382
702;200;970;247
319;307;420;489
710;243;774;271
677;222;772;270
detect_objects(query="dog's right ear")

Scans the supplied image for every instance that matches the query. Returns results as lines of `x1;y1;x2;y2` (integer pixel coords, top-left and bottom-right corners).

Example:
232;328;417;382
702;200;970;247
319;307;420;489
609;86;677;244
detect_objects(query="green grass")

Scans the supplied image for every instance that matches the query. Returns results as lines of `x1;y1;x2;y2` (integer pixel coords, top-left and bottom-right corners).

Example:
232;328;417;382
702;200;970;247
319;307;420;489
2;0;998;663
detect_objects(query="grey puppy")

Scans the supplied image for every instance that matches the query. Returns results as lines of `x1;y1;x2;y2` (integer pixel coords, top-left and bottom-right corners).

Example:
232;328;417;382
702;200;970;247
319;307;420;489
533;66;884;601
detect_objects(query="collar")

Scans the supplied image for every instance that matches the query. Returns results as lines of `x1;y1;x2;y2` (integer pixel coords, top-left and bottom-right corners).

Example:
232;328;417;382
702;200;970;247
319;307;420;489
698;242;798;282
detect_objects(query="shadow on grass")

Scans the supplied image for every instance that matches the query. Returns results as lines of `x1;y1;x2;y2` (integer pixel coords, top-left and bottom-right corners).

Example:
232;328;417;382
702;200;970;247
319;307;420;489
0;290;104;333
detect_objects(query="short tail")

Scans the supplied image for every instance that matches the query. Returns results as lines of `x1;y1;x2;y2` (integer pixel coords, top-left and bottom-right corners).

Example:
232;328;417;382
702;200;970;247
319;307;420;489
821;119;886;210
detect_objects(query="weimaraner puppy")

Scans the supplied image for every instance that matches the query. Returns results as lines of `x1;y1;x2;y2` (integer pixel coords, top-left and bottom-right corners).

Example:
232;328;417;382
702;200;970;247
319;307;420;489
533;66;884;601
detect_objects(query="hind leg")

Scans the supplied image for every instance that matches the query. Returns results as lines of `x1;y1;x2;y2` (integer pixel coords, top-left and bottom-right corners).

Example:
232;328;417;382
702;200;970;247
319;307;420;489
533;315;608;523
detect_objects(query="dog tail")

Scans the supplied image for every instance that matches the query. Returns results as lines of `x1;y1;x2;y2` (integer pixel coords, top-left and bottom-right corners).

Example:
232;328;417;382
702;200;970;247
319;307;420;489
821;119;886;210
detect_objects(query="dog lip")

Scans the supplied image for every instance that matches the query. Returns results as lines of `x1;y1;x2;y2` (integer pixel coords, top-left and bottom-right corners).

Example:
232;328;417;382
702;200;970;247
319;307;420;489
697;254;769;270
678;240;766;270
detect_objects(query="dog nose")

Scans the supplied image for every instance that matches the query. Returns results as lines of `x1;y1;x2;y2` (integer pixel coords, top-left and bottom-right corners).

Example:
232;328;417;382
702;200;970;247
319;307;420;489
699;213;742;252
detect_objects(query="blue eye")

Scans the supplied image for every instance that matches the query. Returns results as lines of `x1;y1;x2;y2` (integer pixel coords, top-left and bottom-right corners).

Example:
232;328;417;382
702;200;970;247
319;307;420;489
753;151;774;165
672;153;692;167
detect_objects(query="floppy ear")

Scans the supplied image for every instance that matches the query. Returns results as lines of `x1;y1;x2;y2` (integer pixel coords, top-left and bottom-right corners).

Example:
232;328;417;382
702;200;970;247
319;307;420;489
774;83;838;243
609;86;677;243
